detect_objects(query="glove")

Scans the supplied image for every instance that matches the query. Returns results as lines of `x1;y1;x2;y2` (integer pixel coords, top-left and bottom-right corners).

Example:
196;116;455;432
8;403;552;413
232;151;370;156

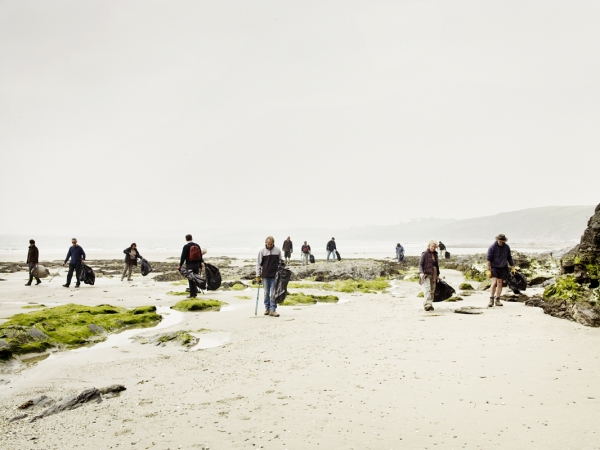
177;266;181;271
255;276;262;283
510;266;516;274
486;269;492;279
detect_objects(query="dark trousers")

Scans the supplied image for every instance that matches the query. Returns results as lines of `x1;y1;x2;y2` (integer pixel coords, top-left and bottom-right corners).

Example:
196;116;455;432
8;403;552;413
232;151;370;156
187;263;200;297
28;262;40;284
66;262;81;286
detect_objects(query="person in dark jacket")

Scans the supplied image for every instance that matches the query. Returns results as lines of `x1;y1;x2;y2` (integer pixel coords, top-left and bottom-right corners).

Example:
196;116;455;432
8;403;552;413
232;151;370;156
256;236;283;317
301;241;311;266
326;238;337;262
122;243;143;281
486;234;515;307
419;240;440;311
179;234;203;298
282;236;293;264
395;243;405;262
26;239;41;286
63;238;86;288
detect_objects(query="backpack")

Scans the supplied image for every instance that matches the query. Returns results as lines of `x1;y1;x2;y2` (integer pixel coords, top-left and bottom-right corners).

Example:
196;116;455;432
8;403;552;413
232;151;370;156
189;244;202;262
204;263;222;291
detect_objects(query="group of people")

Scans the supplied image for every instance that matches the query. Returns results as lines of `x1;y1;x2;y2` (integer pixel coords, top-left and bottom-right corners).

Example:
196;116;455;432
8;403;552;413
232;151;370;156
418;234;514;311
272;237;340;265
24;233;516;316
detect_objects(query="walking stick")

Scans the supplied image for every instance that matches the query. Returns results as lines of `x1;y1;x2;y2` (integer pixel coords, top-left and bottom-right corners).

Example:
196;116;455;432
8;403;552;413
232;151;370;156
48;267;62;283
254;280;261;316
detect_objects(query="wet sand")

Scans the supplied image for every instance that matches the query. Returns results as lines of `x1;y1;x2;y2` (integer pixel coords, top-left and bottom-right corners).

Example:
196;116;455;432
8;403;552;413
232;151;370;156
1;265;600;449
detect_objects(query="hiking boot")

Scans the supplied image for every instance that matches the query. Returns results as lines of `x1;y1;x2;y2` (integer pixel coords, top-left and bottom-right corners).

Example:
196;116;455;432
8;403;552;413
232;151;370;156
269;311;280;317
63;284;70;288
127;278;133;281
35;280;41;285
75;283;80;288
424;305;434;311
495;298;503;306
488;298;494;307
264;309;270;315
25;282;32;286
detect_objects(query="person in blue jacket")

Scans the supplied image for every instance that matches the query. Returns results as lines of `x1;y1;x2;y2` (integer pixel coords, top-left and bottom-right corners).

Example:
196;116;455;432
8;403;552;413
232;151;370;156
486;234;515;307
63;238;86;288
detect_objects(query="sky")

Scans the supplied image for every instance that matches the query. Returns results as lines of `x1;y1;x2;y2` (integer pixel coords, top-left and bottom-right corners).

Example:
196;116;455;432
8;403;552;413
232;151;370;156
1;0;599;238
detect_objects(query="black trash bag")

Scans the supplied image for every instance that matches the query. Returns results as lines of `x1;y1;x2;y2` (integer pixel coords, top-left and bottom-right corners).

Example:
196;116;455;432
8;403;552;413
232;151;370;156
179;266;206;291
505;270;527;293
336;250;341;261
273;261;292;304
445;251;450;259
433;279;455;302
204;263;222;291
141;258;153;276
79;264;95;286
309;254;315;264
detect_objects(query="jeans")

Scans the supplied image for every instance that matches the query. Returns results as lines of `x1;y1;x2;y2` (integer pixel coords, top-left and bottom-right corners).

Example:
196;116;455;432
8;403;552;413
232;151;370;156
122;263;133;280
28;262;40;284
263;277;276;311
66;262;81;286
187;263;200;297
327;250;336;261
302;253;309;265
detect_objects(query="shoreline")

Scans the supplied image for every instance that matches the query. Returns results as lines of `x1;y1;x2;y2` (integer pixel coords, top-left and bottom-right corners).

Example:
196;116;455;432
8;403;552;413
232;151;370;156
1;264;599;449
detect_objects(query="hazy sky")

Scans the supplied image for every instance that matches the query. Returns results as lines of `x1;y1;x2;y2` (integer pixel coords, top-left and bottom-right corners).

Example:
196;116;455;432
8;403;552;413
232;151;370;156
1;1;599;237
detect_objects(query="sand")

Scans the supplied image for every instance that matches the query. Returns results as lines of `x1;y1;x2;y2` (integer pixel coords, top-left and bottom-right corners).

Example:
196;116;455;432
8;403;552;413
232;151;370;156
1;263;600;449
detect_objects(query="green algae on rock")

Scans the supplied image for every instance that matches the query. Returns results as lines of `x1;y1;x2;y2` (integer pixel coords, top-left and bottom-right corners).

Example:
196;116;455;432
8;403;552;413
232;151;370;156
459;283;474;290
170;299;224;312
288;278;390;293
543;275;585;302
0;304;162;360
281;292;339;306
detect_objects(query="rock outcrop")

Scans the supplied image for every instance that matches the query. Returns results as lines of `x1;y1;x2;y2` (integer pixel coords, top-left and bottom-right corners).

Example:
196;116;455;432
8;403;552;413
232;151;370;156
540;204;600;327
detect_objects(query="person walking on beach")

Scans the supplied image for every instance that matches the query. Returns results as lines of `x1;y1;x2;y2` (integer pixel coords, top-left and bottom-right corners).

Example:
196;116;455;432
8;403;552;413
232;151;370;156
26;239;41;286
122;243;143;281
326;237;337;262
282;236;293;264
438;241;446;257
179;234;203;298
419;240;440;311
486;234;515;307
256;236;283;317
301;241;311;265
395;243;405;262
63;238;86;288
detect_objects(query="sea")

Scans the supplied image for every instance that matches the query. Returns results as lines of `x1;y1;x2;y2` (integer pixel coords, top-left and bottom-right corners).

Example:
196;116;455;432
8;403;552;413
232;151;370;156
0;235;572;263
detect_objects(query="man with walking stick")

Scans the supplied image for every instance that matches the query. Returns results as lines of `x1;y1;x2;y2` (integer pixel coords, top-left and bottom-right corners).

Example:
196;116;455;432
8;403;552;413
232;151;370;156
256;236;283;317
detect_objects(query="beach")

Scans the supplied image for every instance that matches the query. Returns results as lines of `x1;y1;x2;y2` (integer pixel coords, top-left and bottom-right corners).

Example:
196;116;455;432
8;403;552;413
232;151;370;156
1;259;600;449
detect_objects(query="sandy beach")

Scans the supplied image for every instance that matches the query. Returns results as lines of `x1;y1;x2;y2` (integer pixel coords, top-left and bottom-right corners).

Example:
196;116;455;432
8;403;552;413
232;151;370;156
1;260;600;450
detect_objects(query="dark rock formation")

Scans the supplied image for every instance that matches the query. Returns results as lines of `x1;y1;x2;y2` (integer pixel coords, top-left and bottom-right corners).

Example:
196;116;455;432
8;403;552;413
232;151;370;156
538;204;600;327
8;385;126;422
454;306;483;315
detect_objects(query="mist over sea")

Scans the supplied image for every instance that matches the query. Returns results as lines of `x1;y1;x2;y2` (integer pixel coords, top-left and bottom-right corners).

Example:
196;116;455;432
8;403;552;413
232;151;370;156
0;234;571;263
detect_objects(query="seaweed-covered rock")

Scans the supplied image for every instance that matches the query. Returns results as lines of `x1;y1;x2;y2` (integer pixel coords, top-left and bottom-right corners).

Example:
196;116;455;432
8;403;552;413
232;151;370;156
537;204;600;326
133;330;198;348
0;304;161;359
